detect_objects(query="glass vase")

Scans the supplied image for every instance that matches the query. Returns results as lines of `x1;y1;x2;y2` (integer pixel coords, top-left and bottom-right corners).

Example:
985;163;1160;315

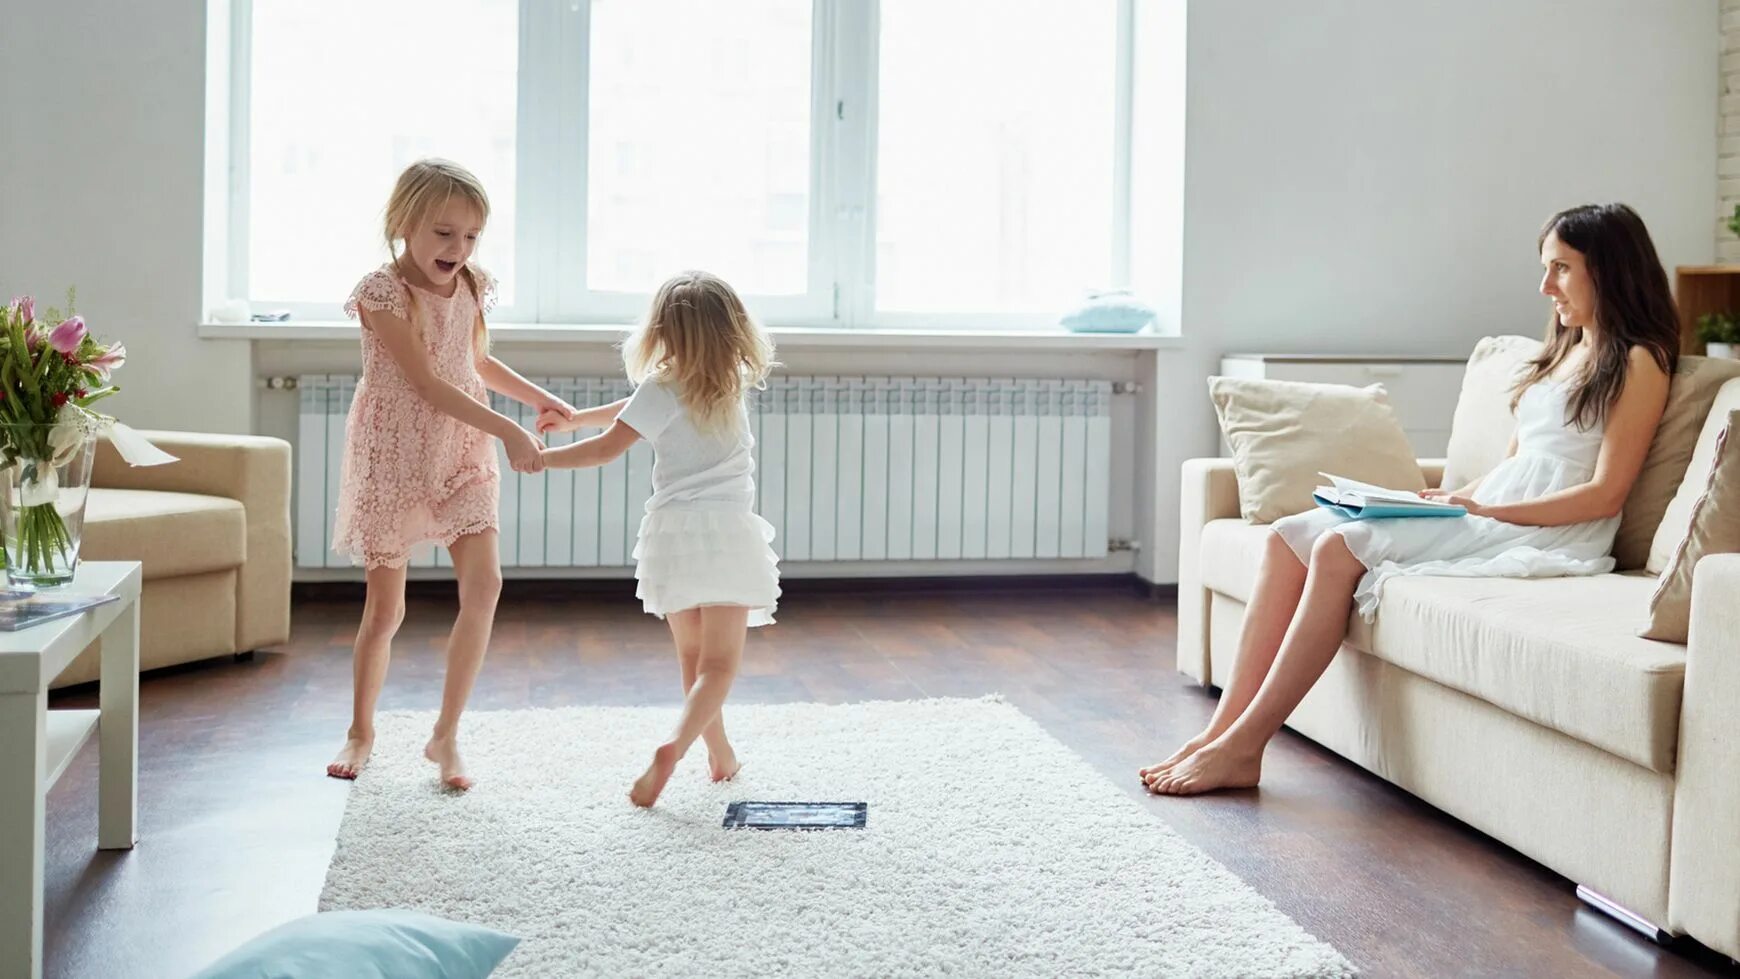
0;434;96;589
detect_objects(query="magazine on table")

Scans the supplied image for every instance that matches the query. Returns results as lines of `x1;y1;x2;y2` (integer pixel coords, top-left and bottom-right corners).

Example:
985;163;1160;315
1312;472;1468;520
0;590;120;631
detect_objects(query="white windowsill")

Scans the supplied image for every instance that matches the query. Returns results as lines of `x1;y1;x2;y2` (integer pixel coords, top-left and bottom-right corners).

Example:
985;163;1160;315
198;321;1182;351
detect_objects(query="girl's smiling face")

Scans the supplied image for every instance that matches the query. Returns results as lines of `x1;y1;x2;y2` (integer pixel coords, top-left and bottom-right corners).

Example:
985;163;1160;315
401;196;484;289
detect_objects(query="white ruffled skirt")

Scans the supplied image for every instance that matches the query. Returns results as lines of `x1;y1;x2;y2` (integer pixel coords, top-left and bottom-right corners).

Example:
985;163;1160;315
632;508;781;627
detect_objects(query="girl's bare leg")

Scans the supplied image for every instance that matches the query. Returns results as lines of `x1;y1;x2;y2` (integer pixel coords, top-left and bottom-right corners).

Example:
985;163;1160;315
327;564;408;779
423;531;504;790
630;605;749;807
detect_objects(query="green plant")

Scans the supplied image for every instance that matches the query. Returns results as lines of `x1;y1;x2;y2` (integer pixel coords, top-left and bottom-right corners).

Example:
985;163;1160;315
1729;204;1740;240
1696;311;1740;345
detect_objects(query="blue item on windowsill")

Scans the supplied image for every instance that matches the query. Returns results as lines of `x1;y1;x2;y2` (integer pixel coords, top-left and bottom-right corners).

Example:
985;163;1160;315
188;909;520;979
1059;290;1157;334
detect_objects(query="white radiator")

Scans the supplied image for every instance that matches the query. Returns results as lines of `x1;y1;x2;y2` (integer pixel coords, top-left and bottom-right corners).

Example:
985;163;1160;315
295;376;1113;570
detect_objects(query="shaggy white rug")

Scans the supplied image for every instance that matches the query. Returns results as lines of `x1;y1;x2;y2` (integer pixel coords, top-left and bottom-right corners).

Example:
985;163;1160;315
320;698;1355;978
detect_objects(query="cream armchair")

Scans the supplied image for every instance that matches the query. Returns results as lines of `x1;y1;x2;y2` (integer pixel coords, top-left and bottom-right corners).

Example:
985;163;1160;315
50;431;291;688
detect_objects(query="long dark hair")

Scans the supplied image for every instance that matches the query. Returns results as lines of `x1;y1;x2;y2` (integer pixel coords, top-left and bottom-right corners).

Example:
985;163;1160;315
1511;203;1679;428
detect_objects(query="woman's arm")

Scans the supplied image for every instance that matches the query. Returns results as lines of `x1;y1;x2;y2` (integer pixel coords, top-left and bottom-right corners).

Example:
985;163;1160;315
364;309;544;472
1456;348;1669;526
542;419;641;470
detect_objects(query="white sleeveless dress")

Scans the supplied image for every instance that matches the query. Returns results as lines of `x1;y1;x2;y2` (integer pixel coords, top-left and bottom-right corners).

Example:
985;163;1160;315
1273;375;1620;621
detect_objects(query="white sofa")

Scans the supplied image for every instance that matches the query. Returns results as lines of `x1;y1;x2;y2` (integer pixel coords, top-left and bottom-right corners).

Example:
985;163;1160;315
1177;348;1740;961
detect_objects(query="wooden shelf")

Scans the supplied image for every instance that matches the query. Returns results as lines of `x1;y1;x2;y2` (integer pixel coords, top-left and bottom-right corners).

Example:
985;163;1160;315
45;709;99;790
1675;265;1740;355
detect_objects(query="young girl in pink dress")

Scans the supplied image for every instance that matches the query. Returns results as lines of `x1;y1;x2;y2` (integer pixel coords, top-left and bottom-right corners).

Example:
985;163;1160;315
325;159;574;790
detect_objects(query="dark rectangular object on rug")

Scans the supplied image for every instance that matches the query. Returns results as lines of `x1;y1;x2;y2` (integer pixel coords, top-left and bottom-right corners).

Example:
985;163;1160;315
723;801;867;830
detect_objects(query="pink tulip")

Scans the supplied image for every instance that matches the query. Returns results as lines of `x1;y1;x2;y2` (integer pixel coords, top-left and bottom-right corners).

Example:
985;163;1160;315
10;296;33;324
86;341;125;381
49;317;86;354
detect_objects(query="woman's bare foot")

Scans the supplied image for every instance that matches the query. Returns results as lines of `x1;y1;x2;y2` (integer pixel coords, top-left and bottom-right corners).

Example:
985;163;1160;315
1137;733;1215;789
327;730;374;780
629;743;682;808
707;743;742;783
1150;738;1264;796
424;734;473;791
1134;719;1231;789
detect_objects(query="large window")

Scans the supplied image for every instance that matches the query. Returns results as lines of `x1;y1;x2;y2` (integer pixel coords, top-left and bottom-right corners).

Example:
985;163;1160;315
242;0;520;312
230;0;1136;328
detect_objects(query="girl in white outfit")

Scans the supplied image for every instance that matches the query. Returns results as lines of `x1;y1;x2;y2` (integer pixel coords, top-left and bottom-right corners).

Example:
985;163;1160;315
539;271;779;807
1141;203;1680;796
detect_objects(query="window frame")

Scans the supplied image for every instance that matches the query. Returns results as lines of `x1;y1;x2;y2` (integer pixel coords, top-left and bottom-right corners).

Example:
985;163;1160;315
223;0;1139;330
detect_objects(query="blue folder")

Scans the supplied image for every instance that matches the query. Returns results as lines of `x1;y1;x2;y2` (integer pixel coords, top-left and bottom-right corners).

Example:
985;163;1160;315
1312;494;1467;520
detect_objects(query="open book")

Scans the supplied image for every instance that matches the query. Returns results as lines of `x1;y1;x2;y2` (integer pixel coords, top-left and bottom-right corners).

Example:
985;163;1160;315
1312;472;1467;520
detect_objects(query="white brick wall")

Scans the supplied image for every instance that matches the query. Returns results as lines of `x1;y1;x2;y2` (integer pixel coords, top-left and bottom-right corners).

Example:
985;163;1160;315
1721;0;1740;261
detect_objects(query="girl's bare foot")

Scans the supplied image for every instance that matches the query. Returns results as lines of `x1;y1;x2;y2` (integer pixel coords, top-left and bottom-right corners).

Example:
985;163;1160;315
629;743;682;808
1150;738;1264;796
327;731;374;780
707;744;742;783
424;734;473;791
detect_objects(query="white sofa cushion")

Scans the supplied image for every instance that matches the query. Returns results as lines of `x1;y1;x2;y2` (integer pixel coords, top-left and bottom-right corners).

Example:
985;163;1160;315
1354;574;1683;773
1200;519;1275;603
1442;335;1542;491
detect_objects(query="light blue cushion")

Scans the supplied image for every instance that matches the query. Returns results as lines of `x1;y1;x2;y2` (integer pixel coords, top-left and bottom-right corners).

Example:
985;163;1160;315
189;909;520;979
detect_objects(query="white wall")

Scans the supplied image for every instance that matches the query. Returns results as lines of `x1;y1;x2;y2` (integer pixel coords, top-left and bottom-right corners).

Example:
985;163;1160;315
1134;0;1720;581
0;0;254;434
2;1;1721;582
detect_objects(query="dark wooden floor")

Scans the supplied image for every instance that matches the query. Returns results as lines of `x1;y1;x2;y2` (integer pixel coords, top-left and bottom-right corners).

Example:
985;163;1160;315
41;581;1739;978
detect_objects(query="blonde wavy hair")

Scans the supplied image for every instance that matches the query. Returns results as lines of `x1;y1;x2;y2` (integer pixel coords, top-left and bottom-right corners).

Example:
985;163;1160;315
383;158;491;357
623;271;775;433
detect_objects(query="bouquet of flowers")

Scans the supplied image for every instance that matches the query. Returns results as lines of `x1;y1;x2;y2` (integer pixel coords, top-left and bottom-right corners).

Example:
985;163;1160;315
0;291;126;580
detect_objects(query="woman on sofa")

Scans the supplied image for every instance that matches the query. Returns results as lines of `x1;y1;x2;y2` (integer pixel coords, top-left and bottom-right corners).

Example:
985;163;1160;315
1142;202;1680;796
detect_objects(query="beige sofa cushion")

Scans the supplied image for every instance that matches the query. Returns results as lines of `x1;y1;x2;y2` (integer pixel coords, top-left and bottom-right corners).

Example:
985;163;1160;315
82;488;246;580
1641;409;1740;644
1648;378;1740;574
1208;376;1423;524
1615;355;1740;571
1200;519;1276;603
1442;335;1543;490
1349;574;1684;772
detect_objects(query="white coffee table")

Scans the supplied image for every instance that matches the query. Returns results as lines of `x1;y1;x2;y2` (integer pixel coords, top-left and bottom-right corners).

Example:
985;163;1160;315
0;561;142;979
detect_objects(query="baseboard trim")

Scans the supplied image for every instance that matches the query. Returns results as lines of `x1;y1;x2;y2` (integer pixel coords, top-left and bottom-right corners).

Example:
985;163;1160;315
294;573;1171;604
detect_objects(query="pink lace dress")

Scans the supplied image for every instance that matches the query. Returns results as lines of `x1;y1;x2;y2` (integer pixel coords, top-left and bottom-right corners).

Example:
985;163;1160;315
333;264;501;568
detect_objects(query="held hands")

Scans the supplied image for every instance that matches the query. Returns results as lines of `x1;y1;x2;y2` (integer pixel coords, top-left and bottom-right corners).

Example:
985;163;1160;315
535;398;578;435
536;408;580;435
503;426;545;474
